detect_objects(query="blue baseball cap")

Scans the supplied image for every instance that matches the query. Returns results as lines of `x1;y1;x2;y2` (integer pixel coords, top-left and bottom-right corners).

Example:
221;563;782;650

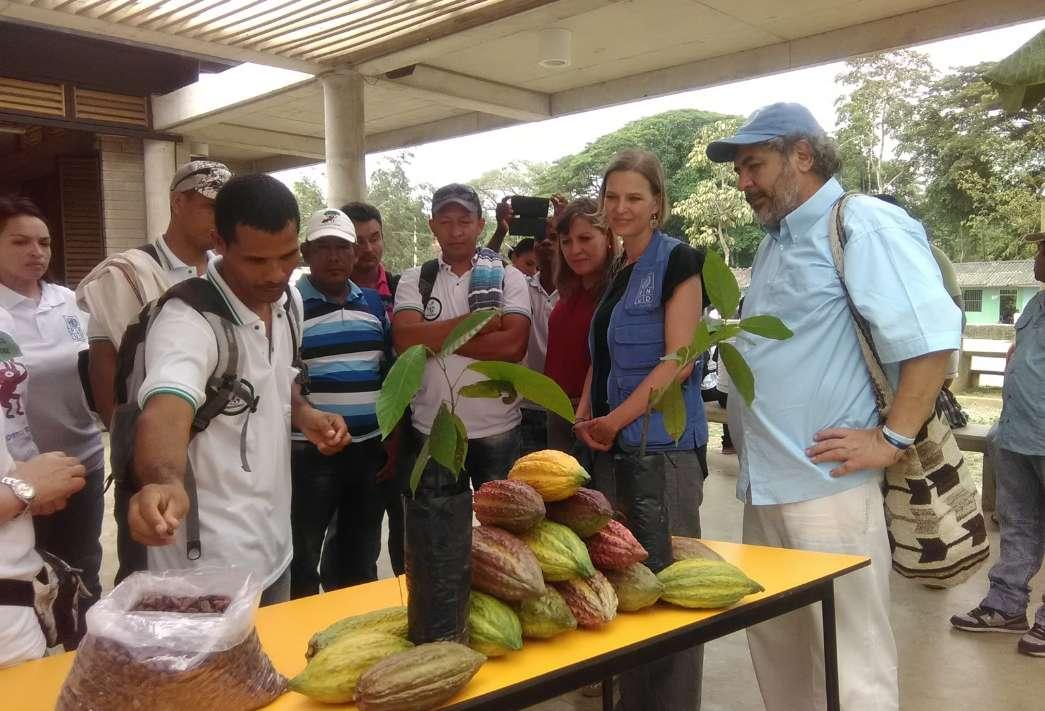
706;102;826;163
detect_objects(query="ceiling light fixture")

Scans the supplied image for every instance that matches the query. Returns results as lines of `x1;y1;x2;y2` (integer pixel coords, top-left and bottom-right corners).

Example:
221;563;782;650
538;28;572;69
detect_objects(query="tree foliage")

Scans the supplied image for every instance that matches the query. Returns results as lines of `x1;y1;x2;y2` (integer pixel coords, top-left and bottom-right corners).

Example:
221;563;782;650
291;175;326;240
898;62;1044;261
532;109;728;235
367;152;436;274
673;118;756;266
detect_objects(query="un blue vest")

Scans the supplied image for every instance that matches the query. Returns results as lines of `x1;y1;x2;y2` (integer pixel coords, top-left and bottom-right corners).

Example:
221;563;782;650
599;231;708;452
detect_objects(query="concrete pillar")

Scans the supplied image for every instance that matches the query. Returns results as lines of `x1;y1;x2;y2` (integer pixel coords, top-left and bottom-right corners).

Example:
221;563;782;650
143;139;176;240
321;69;366;207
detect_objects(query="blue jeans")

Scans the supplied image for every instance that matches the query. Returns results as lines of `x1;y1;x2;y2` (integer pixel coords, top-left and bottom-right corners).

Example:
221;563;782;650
400;426;520;497
983;448;1045;626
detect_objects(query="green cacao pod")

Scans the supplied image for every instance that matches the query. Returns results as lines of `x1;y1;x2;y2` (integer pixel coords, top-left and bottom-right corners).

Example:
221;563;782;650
586;519;648;571
306;606;408;659
604;563;664;612
545;488;613;538
289;631;413;703
473;480;546;533
516;586;577;639
508;450;590;502
671;536;725;563
657;558;765;609
521;520;596;582
468;590;523;657
471;525;547;601
356;642;485;711
555;570;618;628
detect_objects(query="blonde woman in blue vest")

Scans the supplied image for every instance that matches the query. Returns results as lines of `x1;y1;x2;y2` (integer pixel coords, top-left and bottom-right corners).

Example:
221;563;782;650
575;150;708;711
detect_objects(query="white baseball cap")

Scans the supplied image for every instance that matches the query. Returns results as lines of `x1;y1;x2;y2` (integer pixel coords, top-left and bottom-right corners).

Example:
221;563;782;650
304;208;356;244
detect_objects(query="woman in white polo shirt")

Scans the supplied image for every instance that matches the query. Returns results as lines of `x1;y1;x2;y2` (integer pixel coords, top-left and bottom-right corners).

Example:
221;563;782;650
0;196;104;648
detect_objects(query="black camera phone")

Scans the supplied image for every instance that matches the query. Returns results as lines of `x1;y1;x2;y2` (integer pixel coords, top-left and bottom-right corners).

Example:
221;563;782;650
508;195;550;238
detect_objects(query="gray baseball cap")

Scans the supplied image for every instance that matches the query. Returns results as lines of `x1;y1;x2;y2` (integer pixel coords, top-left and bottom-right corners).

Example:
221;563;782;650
431;183;482;217
706;103;827;163
170;160;232;199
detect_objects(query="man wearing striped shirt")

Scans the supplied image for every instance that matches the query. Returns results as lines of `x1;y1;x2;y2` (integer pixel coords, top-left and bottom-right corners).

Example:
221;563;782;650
290;209;393;598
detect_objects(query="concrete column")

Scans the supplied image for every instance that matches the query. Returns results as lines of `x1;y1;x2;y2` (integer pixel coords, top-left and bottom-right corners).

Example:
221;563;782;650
143;139;176;240
321;69;366;207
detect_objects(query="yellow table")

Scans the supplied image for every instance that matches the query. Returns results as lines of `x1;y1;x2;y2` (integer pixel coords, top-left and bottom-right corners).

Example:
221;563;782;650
0;541;867;711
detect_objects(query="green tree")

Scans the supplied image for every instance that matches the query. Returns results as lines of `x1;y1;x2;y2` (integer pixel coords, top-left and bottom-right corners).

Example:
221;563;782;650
899;62;1044;261
833;50;934;196
533;109;728;235
673;118;756;266
367;152;435;273
469;160;548;244
291;175;326;240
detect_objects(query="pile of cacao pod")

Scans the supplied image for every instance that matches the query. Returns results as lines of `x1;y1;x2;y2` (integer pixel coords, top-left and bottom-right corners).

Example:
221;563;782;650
290;606;485;709
467;449;766;658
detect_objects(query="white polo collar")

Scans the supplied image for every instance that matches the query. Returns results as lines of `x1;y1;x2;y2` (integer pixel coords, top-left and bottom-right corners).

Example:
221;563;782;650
0;280;65;312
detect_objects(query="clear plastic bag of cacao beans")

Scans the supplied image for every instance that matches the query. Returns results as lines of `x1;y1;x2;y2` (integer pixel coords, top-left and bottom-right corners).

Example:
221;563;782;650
56;567;286;711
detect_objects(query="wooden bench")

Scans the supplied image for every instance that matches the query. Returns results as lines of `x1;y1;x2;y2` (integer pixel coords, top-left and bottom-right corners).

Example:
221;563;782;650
954;338;1009;392
703;403;991;453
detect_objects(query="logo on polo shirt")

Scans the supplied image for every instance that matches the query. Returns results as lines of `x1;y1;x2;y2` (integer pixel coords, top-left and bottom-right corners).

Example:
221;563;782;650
424;297;442;321
222;378;258;416
63;316;86;342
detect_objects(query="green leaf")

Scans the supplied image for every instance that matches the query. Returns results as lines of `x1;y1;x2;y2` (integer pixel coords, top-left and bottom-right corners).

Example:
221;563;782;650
708;324;742;346
703;249;741;319
459;379;518;404
408;437;432;494
467;361;575;424
376;344;428;439
429;404;461;473
440;309;497;358
739;315;793;340
718;342;754;406
689;321;712;355
654;378;686;444
451;412;468;474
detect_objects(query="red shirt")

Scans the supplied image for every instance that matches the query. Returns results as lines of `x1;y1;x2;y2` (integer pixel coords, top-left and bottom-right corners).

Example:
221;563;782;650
544;287;598;399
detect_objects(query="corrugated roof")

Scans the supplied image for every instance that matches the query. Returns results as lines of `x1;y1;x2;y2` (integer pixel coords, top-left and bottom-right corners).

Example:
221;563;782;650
954;260;1037;288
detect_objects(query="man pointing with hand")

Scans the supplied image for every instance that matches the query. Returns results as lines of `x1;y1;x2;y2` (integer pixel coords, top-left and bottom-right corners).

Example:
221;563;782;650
127;175;348;605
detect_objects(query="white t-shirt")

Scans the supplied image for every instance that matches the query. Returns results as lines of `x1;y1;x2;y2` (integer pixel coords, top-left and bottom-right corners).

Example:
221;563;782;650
394;258;531;439
78;237;206;348
0;417;46;668
0;283;103;472
0;310;38;463
137;259;302;588
522;274;558;411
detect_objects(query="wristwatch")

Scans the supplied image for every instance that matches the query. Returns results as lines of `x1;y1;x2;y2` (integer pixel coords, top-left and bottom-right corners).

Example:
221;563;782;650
1;476;35;512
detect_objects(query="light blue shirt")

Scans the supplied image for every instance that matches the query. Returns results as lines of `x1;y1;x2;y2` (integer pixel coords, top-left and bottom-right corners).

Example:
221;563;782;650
996;291;1045;455
730;178;962;505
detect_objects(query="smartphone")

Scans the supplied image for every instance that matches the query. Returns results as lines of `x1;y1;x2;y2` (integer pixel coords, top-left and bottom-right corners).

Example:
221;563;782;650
509;195;550;237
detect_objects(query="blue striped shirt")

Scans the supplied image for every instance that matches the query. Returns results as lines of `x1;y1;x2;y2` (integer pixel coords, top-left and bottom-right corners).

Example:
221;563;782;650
293;276;391;442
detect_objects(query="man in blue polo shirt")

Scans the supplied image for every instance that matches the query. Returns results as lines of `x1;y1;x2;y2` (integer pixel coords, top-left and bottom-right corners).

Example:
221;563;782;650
706;104;961;711
289;209;393;598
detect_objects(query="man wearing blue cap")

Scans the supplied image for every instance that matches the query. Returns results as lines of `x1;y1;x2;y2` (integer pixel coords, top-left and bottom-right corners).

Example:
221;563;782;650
706;103;961;710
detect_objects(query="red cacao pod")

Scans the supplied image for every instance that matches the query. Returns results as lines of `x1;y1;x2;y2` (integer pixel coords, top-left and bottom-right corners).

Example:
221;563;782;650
471;525;546;602
473;480;545;533
586;519;648;571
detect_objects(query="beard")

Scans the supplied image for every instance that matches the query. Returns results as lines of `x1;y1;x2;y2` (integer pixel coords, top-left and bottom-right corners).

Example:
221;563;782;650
746;162;803;229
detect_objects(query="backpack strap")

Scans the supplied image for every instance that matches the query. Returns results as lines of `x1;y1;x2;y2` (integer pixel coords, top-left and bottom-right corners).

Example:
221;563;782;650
388;273;401;298
418;259;439;314
827;192;892;417
135;242;162;266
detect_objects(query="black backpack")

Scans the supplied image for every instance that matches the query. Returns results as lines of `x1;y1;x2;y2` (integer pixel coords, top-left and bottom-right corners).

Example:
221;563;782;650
109;277;302;582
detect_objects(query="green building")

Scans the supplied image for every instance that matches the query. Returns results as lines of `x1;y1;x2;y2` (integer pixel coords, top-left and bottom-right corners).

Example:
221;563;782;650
956;260;1040;325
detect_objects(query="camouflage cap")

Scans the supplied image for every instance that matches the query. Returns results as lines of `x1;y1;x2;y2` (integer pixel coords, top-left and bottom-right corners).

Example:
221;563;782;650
170;160;232;200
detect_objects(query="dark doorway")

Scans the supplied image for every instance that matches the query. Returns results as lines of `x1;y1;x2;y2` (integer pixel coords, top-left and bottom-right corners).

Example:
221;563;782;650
1000;289;1018;324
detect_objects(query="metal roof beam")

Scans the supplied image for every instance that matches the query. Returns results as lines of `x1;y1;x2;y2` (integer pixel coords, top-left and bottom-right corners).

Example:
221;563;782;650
381;64;549;122
0;1;322;74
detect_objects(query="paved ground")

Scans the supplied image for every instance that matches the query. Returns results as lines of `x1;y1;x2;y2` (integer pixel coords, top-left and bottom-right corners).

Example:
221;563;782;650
95;395;1045;711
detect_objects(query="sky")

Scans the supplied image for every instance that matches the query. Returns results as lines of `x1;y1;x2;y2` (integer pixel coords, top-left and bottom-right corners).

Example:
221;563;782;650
274;18;1045;195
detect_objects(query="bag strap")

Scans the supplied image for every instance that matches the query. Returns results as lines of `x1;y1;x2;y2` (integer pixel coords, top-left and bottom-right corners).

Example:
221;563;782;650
135;242;163;266
418;259;439;313
827;192;894;418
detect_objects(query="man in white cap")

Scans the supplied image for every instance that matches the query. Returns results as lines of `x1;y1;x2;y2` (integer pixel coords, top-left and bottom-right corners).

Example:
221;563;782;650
77;159;233;428
952;230;1045;658
290;209;392;597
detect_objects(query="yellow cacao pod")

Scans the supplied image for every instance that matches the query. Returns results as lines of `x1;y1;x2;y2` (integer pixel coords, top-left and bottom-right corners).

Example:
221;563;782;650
657;559;764;609
289;631;413;703
508;450;590;502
